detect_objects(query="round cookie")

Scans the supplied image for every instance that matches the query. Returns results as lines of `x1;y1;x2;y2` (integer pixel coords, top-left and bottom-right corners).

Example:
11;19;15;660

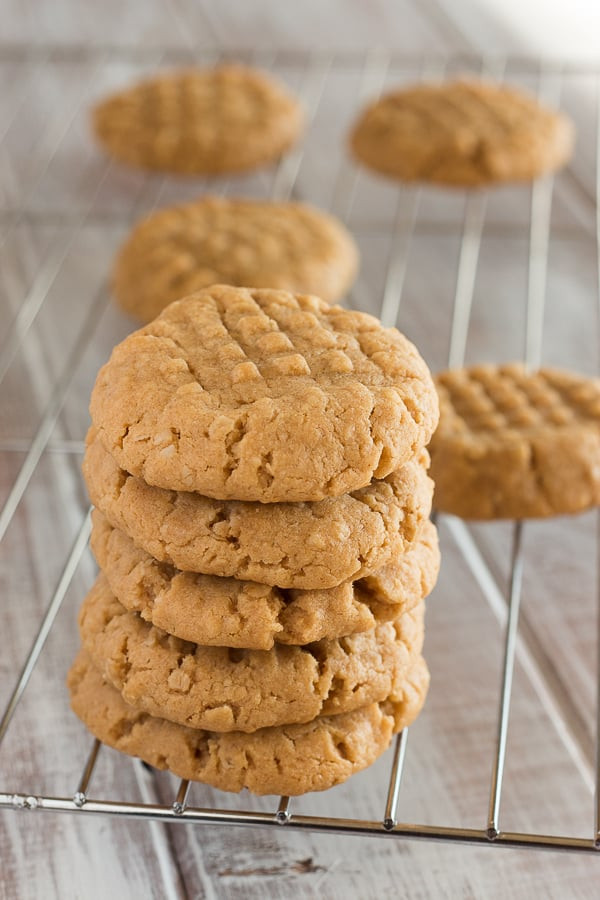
79;574;425;733
91;510;440;649
113;198;359;322
93;64;304;175
350;79;574;186
89;286;439;502
83;428;433;589
430;363;600;519
68;651;430;796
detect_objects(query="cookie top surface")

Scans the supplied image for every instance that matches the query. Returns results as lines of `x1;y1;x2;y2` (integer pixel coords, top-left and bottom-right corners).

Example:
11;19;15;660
79;574;424;733
91;510;440;649
84;428;433;589
113;197;359;322
430;363;600;519
89;286;439;501
68;650;429;795
93;64;304;175
350;79;574;186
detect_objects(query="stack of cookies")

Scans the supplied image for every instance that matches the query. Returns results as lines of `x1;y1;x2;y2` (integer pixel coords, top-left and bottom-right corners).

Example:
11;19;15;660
69;285;440;796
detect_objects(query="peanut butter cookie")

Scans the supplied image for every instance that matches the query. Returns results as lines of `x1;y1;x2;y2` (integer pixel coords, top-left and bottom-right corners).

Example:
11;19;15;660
93;64;303;175
91;510;440;648
430;363;600;518
68;650;429;795
89;286;439;502
79;575;424;733
113;198;358;322
84;429;433;589
350;79;574;186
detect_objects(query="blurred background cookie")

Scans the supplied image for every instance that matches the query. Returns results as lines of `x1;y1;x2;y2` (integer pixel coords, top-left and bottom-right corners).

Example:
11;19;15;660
113;197;359;321
350;79;574;186
430;363;600;518
93;64;304;174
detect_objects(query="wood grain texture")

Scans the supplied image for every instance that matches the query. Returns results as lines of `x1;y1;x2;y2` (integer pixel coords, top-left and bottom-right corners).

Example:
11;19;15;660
0;1;599;898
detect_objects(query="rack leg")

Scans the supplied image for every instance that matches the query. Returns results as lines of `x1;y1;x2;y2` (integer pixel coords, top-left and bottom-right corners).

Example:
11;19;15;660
487;520;525;838
74;739;102;807
383;729;409;830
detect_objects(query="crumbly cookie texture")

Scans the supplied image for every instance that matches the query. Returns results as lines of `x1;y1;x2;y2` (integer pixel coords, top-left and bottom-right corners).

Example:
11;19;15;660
79;575;425;733
68;650;429;795
89;286;439;502
113;198;359;322
91;510;440;649
84;428;433;589
430;363;600;519
93;64;304;175
350;79;574;186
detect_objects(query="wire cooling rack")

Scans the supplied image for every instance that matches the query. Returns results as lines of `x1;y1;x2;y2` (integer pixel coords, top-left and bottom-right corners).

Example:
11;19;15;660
0;48;599;857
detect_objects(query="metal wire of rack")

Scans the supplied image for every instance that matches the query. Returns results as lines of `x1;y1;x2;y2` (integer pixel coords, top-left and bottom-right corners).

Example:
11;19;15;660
0;47;599;857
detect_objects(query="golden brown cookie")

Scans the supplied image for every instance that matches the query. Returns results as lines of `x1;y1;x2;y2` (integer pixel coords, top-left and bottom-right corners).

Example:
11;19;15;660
91;510;440;648
430;363;600;519
93;65;304;175
89;286;439;502
84;428;433;589
350;79;574;186
79;574;424;733
68;650;430;795
113;198;359;322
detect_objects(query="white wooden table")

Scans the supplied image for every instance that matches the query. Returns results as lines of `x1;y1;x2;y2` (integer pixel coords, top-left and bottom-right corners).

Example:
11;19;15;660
0;2;598;897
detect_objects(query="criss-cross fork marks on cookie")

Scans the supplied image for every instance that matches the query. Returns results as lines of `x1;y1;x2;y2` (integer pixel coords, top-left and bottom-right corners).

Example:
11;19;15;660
437;364;600;435
147;288;411;393
93;64;304;175
430;363;600;519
